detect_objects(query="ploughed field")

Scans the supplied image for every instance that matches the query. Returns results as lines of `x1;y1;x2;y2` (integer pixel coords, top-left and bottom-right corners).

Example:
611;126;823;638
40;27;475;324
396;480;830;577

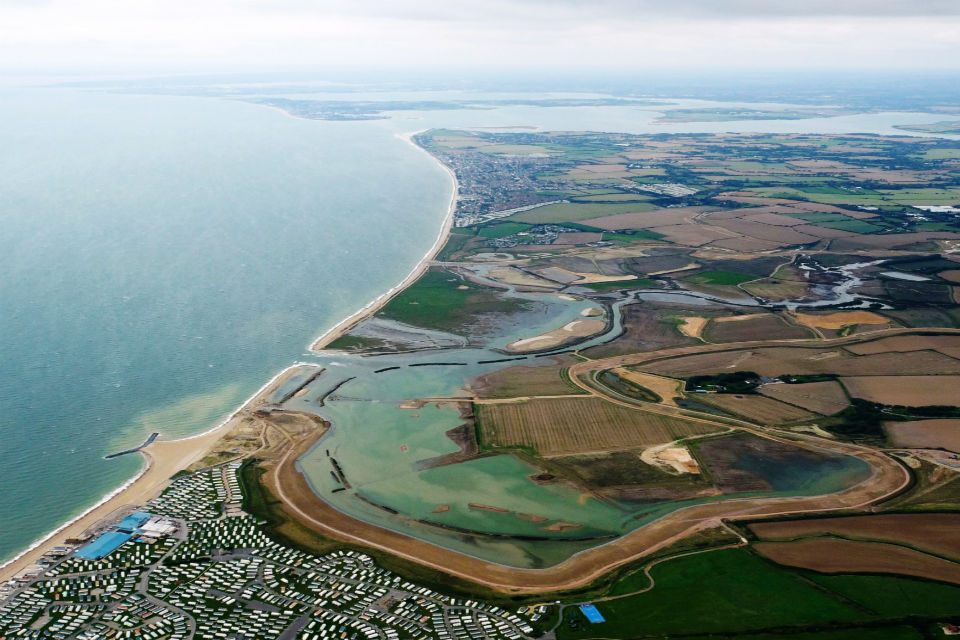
476;396;718;457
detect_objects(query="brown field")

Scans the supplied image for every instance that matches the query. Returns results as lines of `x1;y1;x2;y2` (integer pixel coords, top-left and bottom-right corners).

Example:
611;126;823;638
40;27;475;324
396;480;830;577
741;279;811;301
615;368;683;406
740;212;806;226
832;231;960;250
710;219;820;245
468;356;584;399
581;304;699;359
794;311;890;330
886;419;960;453
755;538;960;585
693;394;817;425
941;269;960;283
705;315;813;343
476;396;717;457
677;316;708;338
710;236;785;252
647;224;737;246
759;381;851;415
841;375;960;406
750;513;960;559
552;232;603;245
582;206;715;230
845;334;960;356
791;224;859;239
641;346;960;379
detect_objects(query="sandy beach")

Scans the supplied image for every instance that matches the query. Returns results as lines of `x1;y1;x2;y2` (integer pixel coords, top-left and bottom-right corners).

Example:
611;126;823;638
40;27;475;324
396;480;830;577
309;130;458;351
0;363;312;584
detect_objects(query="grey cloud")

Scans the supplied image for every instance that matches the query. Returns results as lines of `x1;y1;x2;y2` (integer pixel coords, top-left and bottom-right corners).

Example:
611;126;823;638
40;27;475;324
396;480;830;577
251;0;960;20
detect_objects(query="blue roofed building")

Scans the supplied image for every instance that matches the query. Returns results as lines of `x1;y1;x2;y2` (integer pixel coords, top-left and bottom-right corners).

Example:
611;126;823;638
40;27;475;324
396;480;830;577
75;532;132;560
115;511;151;533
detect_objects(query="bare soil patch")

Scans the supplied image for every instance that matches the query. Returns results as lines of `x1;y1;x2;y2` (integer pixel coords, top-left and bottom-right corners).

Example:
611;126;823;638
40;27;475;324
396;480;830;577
760;381;850;415
794;311;890;330
582;206;715;230
750;513;960;559
693;394;817;425
677;316;708;338
641;346;960;379
845;334;960;356
615;368;683;406
841;375;960;407
755;538;960;585
886;419;960;453
467;356;583;399
941;269;960;283
706;315;813;343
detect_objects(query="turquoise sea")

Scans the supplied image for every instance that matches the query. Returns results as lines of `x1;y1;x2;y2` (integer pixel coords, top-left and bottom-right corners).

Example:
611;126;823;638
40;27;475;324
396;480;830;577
3;83;959;566
0;89;451;564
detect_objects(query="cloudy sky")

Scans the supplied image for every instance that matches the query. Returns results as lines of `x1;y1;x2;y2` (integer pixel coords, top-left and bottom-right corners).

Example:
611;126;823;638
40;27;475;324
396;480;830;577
1;0;959;73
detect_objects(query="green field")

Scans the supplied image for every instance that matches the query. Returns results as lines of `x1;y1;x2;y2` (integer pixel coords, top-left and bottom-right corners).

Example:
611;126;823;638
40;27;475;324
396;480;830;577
377;268;524;333
786;212;884;233
511;201;658;224
556;549;960;639
754;186;960;206
570;193;655;203
477;222;533;238
686;270;757;285
557;550;860;639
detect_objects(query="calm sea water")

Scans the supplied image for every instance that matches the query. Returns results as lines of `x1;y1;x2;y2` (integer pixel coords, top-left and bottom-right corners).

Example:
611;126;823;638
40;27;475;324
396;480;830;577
3;84;957;565
0;89;451;563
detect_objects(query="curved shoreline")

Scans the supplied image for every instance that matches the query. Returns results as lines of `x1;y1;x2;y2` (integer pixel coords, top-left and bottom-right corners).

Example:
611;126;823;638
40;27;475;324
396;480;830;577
0;362;316;583
309;130;458;352
0;129;454;584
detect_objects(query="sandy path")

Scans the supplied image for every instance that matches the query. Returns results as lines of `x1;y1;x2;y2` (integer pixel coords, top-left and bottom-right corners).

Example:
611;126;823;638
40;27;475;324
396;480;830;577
309;131;458;351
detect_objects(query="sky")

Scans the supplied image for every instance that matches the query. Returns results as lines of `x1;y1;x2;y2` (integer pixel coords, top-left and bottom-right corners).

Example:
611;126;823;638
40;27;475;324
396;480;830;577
1;0;959;74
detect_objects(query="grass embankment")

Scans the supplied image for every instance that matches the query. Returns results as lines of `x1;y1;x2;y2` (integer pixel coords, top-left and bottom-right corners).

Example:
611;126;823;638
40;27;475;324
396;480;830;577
377;267;525;334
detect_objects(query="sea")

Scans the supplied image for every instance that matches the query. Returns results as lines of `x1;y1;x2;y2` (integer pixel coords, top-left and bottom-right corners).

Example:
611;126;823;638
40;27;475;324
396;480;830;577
2;82;959;565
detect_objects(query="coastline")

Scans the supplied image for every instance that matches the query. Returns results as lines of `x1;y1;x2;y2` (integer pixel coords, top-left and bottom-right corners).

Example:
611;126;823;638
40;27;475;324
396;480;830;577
1;129;454;584
0;363;315;583
309;130;458;351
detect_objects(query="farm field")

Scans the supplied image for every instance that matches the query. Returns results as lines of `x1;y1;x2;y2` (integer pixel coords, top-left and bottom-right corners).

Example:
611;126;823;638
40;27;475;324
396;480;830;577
704;314;813;342
468;358;585;399
759;380;851;415
692;393;818;424
885;419;960;452
511;201;657;224
554;548;960;639
841;375;960;406
793;311;891;330
641;345;960;378
755;538;960;586
749;513;960;560
844;333;960;356
476;396;718;457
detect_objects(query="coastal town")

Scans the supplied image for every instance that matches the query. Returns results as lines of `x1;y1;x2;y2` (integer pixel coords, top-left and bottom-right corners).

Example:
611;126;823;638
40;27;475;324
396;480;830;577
0;461;550;640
